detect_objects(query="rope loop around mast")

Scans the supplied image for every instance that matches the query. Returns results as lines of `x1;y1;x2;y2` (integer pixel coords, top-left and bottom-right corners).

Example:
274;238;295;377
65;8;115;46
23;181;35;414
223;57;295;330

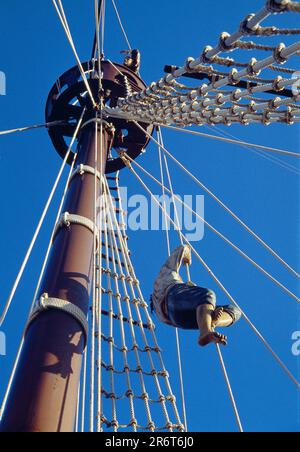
53;212;99;248
69;164;105;185
25;293;88;346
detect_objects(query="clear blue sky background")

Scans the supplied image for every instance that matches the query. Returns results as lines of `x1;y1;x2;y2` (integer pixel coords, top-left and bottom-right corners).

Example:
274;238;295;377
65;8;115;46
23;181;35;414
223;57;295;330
0;0;299;432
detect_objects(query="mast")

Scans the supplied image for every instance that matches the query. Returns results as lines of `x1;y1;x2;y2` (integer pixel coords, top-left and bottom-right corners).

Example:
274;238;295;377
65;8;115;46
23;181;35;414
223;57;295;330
0;55;153;431
0;121;111;432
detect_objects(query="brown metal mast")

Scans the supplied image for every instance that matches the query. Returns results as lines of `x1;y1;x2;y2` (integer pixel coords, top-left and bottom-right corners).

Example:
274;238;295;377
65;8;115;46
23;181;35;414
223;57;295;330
0;56;153;432
0;121;112;432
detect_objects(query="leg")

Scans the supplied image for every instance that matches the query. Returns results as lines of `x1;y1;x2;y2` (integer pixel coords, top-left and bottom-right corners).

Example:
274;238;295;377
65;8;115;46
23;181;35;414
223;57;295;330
212;308;234;328
212;305;242;329
197;304;228;347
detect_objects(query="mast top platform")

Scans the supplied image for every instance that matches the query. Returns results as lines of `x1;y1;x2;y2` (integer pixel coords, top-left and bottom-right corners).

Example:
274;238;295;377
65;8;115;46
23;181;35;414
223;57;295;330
45;60;154;174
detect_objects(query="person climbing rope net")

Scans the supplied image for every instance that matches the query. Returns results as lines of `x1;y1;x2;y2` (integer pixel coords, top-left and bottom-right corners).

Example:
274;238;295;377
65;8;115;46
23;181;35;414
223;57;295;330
152;245;242;347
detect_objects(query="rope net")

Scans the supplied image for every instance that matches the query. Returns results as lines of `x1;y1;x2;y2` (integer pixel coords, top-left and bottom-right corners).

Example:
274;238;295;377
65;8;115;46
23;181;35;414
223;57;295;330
112;0;300;126
79;174;185;433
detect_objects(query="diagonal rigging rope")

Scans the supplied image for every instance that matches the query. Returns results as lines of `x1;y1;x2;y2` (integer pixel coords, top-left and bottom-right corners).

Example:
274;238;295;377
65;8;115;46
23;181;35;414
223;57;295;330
51;0;97;109
111;0;132;51
0;110;85;329
157;130;188;432
135;121;300;280
158;128;243;433
0;121;65;136
159;125;300;159
120;159;244;430
94;0;103;91
122;152;300;304
203;124;300;177
99;176;185;432
215;344;244;432
121;157;300;390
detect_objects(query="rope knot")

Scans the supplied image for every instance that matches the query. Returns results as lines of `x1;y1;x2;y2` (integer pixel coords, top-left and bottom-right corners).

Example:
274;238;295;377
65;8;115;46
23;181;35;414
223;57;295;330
285;107;295;125
240;112;250;126
200;46;214;64
147;422;156;431
247;58;261;76
141;392;149;400
197;84;209;98
216;94;225;105
231;89;242;102
248;101;257;113
160;370;169;378
129;418;138;427
239;14;259;35
266;0;290;13
125;390;134;398
268;97;281;110
165;422;174;430
111;419;119;429
167;394;176;403
159;395;166;403
273;43;288;64
273;76;284;92
184;57;196;73
227;69;239;85
218;32;233;52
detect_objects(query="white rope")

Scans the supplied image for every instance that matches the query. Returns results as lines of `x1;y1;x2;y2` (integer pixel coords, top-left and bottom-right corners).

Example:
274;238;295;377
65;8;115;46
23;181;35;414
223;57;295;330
53;212;99;248
113;1;300;127
216;344;244;432
0;148;78;420
51;0;97;109
90;117;99;433
135;122;300;280
204;124;300;177
157;129;188;432
75;383;80;433
101;0;106;56
0;121;64;136
96;114;104;433
122;152;300;304
81;342;88;432
118;157;244;430
103;177;185;431
0;111;85;328
94;0;103;95
123;160;300;390
159;125;300;159
111;0;132;51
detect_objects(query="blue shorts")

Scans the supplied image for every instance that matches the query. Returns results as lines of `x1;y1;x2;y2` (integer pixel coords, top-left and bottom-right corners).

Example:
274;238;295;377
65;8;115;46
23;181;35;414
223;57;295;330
166;283;242;330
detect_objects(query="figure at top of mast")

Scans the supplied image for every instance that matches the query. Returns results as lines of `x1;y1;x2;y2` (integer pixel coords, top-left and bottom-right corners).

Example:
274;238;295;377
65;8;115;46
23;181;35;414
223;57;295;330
151;246;242;347
122;49;141;74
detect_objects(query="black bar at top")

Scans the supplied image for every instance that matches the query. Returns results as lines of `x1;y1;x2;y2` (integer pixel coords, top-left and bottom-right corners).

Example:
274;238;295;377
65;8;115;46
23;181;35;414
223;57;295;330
164;65;294;99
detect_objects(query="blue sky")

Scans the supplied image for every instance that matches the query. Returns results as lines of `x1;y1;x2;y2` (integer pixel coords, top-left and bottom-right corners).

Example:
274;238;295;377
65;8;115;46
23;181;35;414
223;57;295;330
0;0;299;432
